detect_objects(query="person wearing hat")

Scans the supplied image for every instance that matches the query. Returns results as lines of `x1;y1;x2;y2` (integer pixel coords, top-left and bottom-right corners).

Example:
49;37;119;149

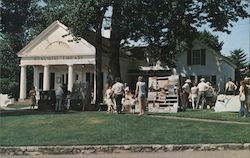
225;77;237;95
182;79;192;111
196;78;209;109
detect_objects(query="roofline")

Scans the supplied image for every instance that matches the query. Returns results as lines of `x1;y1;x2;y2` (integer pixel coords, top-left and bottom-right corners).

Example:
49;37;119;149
193;40;237;68
17;20;67;57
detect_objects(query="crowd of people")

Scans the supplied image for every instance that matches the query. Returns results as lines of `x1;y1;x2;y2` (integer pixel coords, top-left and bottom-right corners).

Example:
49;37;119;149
29;74;250;117
104;76;146;115
181;76;250;117
182;78;216;110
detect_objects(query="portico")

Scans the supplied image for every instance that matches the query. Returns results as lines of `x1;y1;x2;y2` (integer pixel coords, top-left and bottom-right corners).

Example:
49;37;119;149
18;21;97;100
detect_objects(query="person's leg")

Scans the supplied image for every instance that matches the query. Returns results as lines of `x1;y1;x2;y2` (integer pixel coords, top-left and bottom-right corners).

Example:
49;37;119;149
138;97;142;115
182;93;188;111
196;93;201;109
191;96;195;109
58;96;62;112
141;99;145;114
242;102;248;117
55;97;59;112
246;99;250;116
107;102;111;113
201;92;206;109
116;95;123;113
239;101;244;117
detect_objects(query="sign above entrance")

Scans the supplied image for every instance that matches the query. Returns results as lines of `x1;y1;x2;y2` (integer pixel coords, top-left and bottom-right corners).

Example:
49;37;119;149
33;56;87;60
20;55;95;66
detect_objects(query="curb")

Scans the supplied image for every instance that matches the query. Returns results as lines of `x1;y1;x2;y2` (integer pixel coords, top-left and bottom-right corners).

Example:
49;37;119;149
1;143;250;156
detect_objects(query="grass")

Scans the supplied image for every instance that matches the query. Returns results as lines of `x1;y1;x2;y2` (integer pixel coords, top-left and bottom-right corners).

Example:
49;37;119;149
149;109;250;122
0;112;250;146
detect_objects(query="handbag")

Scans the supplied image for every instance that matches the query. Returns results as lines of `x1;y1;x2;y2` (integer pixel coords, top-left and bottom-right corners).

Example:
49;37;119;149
239;94;246;102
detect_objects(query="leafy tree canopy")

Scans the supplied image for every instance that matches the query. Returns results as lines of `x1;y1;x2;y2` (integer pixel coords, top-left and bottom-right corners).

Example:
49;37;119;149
196;30;224;52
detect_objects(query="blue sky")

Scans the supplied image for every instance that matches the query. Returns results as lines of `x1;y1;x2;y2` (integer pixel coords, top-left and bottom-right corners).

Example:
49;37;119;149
200;18;250;62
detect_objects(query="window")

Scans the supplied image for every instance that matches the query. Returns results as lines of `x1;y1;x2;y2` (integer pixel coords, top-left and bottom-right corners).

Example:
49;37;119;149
192;50;201;65
39;73;43;90
50;73;55;89
187;49;206;66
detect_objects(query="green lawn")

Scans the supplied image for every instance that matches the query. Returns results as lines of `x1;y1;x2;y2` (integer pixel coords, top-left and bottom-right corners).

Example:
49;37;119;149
149;109;250;122
0;112;250;146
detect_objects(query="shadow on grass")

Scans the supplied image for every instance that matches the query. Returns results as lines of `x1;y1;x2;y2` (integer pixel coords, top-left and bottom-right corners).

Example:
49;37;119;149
0;109;82;117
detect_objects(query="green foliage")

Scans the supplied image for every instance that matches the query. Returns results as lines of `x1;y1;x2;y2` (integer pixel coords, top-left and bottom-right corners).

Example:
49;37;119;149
123;0;249;65
197;30;224;52
229;49;249;81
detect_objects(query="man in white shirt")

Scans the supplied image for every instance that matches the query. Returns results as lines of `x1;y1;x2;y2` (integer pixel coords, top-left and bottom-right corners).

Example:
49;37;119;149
112;77;124;113
196;78;209;109
55;85;64;112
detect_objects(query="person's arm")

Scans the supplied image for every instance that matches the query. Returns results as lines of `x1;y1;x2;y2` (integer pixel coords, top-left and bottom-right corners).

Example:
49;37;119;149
233;83;237;90
225;83;228;91
239;86;243;96
135;82;139;97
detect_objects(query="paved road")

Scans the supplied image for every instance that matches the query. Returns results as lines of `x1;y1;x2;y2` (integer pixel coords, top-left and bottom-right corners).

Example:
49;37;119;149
2;150;250;158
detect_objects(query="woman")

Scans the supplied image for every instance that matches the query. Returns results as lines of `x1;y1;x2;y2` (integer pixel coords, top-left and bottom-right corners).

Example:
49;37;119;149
239;80;248;117
135;76;146;115
29;86;36;109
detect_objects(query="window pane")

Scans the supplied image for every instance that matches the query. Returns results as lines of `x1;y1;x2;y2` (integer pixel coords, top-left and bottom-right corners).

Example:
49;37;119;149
192;50;201;65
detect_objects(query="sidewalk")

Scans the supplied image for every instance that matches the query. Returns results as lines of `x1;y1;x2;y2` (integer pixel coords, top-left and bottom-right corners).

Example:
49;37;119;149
1;144;250;156
149;115;250;125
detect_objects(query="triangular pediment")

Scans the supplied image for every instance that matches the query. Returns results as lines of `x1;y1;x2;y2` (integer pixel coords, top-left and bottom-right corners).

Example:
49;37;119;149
18;21;95;57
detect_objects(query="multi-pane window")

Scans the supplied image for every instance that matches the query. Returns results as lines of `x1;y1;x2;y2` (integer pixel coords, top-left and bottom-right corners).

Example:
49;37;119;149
187;49;206;66
192;50;201;65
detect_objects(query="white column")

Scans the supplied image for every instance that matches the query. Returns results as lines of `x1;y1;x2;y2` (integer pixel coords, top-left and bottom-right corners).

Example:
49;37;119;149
43;65;50;91
19;65;27;100
68;64;74;92
33;66;39;89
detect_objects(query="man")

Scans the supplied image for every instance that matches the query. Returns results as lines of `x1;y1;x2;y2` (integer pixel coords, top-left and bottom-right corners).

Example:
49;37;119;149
112;77;124;114
196;78;209;109
225;78;237;95
55;85;64;112
182;79;192;111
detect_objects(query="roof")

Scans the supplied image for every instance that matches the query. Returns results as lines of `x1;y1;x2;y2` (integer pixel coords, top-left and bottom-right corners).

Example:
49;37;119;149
18;21;96;57
193;40;237;69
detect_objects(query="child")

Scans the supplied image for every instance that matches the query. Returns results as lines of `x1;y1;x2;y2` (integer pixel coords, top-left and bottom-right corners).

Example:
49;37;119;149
105;86;115;113
65;91;71;111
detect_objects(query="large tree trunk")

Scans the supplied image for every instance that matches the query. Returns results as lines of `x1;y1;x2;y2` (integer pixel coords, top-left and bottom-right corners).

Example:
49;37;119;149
109;3;122;84
95;8;104;106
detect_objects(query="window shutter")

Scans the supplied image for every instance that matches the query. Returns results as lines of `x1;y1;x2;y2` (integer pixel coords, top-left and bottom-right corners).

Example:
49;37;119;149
187;49;192;66
201;49;206;65
212;75;216;85
86;72;90;83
